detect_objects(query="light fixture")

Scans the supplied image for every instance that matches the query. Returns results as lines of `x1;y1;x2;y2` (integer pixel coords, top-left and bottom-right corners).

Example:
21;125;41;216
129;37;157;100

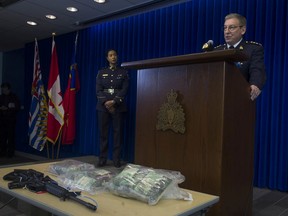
66;7;78;12
27;21;37;26
46;15;57;20
94;0;106;3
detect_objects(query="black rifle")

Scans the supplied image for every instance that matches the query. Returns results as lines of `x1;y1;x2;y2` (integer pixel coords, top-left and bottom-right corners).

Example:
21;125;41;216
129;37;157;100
3;169;97;211
45;182;97;211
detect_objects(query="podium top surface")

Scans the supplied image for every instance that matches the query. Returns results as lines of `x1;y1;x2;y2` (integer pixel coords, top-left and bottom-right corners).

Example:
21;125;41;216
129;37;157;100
121;49;248;69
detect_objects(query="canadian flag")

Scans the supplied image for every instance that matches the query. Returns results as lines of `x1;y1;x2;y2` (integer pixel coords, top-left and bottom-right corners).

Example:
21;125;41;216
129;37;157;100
46;38;64;144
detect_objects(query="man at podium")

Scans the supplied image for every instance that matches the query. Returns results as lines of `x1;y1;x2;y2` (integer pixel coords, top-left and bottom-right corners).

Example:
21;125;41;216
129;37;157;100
214;13;266;101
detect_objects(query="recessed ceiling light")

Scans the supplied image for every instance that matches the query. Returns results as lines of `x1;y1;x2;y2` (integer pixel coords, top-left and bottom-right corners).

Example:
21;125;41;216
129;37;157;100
94;0;106;3
46;15;57;20
66;7;78;12
27;21;37;26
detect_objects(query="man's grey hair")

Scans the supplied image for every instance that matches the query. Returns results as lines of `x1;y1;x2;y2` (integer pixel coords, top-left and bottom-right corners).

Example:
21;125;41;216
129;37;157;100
225;13;247;26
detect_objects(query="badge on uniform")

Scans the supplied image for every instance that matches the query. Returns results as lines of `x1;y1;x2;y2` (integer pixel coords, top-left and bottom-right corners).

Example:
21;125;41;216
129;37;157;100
235;62;243;68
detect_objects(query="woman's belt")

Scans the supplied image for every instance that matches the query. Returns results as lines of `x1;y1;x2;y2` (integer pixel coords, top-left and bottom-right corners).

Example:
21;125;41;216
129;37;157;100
103;89;120;94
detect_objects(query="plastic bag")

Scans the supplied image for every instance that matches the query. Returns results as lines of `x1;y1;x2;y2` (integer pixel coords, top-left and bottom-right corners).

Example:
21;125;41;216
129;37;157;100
58;169;114;195
155;169;192;201
47;159;95;176
105;164;191;205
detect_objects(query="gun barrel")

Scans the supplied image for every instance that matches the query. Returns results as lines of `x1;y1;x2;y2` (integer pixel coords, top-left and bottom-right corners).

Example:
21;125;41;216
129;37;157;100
69;196;97;211
45;182;97;211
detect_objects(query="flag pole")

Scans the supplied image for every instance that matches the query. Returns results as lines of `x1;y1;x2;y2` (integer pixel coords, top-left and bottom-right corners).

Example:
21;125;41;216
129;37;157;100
46;142;50;159
56;130;62;159
51;32;56;160
51;142;54;159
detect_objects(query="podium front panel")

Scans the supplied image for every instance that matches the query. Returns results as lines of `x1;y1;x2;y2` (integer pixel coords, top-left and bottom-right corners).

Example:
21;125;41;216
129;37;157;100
134;61;254;216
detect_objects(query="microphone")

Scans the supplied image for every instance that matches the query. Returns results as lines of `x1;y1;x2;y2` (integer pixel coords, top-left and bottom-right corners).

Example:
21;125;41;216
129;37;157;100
202;40;214;51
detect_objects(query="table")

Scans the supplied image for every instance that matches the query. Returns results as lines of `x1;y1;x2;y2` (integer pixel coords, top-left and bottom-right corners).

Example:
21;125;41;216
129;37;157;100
0;161;219;216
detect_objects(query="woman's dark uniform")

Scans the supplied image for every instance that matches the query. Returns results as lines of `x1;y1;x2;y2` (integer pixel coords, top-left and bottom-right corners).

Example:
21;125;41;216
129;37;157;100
96;66;129;167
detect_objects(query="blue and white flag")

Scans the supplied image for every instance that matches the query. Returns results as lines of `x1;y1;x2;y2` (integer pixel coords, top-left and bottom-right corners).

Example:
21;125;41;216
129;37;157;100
28;39;48;151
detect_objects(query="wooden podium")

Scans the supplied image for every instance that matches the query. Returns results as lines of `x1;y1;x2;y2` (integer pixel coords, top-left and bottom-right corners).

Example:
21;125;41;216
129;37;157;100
122;50;255;216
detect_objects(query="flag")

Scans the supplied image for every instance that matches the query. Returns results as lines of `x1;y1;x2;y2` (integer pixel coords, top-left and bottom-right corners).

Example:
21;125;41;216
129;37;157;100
47;38;64;144
62;33;80;144
28;39;48;151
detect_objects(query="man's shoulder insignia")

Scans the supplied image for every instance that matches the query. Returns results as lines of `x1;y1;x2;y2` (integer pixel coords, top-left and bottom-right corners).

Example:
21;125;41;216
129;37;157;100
245;41;263;46
214;44;226;49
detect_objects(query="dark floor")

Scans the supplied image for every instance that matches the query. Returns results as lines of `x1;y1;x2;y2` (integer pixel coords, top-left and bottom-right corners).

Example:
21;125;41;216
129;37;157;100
253;187;288;216
0;153;287;216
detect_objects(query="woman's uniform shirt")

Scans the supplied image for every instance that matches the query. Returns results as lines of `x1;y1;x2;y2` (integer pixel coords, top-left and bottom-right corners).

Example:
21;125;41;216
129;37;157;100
96;66;129;112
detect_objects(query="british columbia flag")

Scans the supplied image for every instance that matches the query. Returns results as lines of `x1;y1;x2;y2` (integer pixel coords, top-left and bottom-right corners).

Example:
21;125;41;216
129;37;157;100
28;39;48;151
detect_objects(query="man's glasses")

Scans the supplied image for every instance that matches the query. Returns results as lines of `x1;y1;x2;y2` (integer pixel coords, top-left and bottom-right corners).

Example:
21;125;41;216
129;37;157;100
222;25;243;32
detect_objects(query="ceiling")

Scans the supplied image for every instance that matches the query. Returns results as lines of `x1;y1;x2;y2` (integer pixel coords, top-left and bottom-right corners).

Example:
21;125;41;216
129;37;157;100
0;0;184;52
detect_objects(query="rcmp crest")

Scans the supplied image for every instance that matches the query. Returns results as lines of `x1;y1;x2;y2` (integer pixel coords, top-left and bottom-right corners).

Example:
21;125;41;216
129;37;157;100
156;89;185;134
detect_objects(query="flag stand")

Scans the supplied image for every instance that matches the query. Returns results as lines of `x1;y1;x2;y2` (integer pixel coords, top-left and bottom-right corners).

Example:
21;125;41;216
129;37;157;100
45;141;54;159
46;137;61;160
46;141;57;159
46;142;50;159
56;131;62;159
51;144;54;159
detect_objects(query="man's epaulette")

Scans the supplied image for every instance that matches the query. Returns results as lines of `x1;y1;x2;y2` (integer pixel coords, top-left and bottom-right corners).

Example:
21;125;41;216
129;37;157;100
245;41;262;46
214;44;226;49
